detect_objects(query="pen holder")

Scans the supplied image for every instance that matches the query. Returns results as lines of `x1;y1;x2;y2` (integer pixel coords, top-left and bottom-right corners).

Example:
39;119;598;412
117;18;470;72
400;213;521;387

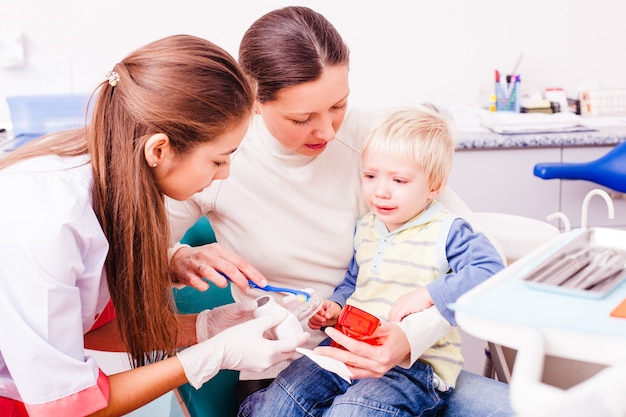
495;78;520;112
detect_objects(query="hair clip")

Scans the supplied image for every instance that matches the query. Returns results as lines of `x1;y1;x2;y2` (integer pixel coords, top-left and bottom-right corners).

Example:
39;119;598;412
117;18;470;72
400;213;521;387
105;70;120;87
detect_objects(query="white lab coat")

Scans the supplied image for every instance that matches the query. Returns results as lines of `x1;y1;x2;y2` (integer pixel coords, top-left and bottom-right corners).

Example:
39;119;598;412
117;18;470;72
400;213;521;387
0;154;110;415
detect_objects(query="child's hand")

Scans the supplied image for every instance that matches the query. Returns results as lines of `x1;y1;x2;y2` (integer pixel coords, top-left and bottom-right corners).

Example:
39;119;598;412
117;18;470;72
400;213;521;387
388;287;434;322
308;300;342;330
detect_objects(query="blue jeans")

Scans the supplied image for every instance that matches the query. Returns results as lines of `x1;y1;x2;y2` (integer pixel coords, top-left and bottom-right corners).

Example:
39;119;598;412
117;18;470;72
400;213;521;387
239;340;450;417
442;370;515;417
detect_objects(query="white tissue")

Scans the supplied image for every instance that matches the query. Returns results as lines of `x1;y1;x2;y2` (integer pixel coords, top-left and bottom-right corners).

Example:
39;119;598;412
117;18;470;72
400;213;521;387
296;348;353;383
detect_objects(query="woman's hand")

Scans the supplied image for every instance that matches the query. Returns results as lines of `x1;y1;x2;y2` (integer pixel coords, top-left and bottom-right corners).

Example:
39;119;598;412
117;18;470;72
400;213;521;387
196;300;258;342
169;243;267;293
177;311;310;389
313;322;410;379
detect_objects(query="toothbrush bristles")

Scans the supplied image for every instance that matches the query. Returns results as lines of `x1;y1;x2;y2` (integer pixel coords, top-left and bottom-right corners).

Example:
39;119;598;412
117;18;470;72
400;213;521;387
296;293;309;302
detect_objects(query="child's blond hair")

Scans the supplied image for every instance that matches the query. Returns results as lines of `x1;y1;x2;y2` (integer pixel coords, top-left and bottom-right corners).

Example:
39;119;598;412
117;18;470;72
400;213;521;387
362;104;455;191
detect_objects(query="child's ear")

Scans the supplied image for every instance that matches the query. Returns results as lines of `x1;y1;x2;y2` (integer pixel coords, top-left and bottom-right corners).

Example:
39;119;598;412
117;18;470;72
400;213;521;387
428;183;442;200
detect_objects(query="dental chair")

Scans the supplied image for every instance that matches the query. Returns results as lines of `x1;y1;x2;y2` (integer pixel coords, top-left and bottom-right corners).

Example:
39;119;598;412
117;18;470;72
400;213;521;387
534;141;626;193
173;216;240;417
440;187;560;266
173;213;514;417
440;188;559;386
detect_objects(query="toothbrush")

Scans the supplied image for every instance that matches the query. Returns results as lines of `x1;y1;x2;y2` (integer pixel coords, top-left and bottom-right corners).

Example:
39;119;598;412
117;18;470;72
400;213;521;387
218;271;310;302
248;281;311;302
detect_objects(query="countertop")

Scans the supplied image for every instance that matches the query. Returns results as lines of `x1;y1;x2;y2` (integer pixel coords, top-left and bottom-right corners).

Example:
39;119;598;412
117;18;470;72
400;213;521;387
449;105;626;150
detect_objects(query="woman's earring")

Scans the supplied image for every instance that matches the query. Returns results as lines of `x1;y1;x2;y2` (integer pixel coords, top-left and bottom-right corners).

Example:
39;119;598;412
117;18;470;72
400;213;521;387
254;107;260;114
152;162;158;168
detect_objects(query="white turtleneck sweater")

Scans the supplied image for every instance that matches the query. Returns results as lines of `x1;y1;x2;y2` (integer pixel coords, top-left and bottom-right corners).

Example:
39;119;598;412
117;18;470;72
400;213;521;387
166;108;489;381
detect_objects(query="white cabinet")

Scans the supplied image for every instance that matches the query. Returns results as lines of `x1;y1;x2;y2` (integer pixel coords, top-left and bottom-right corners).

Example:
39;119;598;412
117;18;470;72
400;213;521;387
448;145;625;230
449;147;561;220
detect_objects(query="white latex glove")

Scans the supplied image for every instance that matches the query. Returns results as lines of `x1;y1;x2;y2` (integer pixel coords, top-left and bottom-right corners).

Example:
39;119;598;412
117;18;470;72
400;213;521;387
196;300;257;342
177;310;309;389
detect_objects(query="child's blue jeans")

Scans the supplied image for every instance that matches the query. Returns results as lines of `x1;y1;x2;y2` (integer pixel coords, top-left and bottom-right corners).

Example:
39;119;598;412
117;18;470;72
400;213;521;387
238;338;451;417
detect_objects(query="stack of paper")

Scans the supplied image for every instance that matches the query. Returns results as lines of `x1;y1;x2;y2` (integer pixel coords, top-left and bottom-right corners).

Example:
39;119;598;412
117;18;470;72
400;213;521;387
480;112;595;135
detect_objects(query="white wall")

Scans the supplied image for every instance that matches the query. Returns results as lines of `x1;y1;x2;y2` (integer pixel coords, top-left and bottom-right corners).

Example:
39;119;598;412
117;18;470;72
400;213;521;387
1;0;625;124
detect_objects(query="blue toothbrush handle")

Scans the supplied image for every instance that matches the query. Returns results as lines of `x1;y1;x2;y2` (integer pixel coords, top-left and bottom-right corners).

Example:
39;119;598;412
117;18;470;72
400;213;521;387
218;271;310;301
248;281;310;301
248;280;263;290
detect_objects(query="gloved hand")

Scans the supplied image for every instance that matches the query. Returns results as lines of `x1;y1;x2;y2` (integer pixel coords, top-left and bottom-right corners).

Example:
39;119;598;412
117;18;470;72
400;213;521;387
177;310;309;389
196;300;257;342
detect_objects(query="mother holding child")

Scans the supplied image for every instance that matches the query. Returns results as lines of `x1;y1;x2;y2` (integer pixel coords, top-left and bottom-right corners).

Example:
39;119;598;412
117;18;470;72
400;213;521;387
168;5;514;417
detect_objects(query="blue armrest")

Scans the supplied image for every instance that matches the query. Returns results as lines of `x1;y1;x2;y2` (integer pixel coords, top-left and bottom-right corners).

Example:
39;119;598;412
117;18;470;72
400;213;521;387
534;141;626;193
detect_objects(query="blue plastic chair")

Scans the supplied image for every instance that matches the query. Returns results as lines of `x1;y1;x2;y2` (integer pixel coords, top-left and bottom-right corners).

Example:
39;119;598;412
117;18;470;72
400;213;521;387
173;216;239;417
534;141;626;192
5;94;90;150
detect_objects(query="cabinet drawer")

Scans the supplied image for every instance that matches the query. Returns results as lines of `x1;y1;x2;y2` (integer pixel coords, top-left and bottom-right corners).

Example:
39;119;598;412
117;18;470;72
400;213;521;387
449;148;561;221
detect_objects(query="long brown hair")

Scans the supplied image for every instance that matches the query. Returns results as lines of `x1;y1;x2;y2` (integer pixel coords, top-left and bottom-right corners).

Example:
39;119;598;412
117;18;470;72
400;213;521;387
239;6;350;103
0;35;255;366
